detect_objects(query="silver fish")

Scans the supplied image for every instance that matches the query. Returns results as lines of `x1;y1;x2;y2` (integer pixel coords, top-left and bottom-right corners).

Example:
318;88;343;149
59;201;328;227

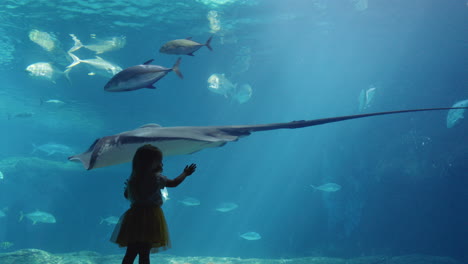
215;202;238;212
104;58;183;92
69;34;126;54
40;99;65;106
20;210;56;225
66;53;122;78
159;36;213;56
25;62;69;83
179;197;200;206
310;183;342;192
207;73;237;98
240;232;261;241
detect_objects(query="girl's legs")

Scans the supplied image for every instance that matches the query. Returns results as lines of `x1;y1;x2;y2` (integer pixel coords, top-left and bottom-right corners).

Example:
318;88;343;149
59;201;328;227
122;244;139;264
137;243;152;264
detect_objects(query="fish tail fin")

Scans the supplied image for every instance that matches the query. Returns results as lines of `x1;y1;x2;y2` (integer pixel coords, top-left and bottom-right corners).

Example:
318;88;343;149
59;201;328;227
63;68;72;85
310;185;317;191
172;57;183;79
99;217;104;224
66;52;81;69
68;34;83;53
19;211;24;222
205;35;213;51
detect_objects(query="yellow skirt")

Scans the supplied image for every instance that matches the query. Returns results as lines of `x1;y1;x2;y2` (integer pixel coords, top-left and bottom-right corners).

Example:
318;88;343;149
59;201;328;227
110;205;170;253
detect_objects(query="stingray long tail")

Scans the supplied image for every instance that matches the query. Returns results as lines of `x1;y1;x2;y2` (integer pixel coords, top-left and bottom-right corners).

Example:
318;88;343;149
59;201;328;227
228;107;468;133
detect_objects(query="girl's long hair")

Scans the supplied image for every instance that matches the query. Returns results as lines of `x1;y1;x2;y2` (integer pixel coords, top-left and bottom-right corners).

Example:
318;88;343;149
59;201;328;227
127;144;163;202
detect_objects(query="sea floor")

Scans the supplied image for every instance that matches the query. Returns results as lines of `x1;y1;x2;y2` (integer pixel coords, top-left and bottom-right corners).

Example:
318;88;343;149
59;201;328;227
0;249;462;264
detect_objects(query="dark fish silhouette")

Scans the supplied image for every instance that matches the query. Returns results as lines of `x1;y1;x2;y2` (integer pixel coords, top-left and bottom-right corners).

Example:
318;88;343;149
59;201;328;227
69;107;467;170
159;36;213;56
104;58;182;92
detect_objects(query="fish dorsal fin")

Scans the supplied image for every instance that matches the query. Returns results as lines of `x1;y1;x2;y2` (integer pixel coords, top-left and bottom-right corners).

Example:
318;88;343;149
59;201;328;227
95;56;104;61
139;123;162;128
143;59;154;65
186;37;193;40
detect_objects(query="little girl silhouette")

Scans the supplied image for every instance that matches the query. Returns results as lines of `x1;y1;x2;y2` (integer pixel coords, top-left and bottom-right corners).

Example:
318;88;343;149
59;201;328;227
111;144;197;264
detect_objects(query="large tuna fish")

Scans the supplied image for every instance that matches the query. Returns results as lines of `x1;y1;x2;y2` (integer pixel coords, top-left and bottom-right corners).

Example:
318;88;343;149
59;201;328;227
104;58;183;92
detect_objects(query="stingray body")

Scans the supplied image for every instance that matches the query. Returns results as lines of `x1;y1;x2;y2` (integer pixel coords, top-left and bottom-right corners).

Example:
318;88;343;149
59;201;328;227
69;107;467;170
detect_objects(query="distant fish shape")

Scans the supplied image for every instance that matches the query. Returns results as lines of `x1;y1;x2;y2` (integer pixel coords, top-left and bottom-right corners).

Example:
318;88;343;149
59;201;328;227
19;210;56;224
100;216;119;225
7;112;34;120
159;36;213;56
68;107;467;170
240;232;261;241
0;171;3;181
29;29;58;52
215;202;238;212
104;58;183;92
310;183;342;192
446;99;468;128
32;143;74;156
179;197;201;206
0;241;14;249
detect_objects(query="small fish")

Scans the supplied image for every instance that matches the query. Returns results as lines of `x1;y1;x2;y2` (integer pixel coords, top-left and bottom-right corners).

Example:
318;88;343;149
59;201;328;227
240;232;261;241
8;112;34;120
104;58;183;92
0;208;6;218
19;210;56;224
160;36;213;56
161;187;170;202
358;85;377;112
207;73;237;98
66;52;122;78
179;197;200;206
447;99;468;128
29;29;57;52
0;241;14;249
40;99;65;106
25;62;69;83
100;216;119;225
32;143;74;156
88;72;96;76
310;183;342;192
0;171;4;181
69;34;126;54
215;202;238;212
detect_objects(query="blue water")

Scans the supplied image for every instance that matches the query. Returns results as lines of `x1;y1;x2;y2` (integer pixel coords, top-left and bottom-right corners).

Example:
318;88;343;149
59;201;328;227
0;0;467;262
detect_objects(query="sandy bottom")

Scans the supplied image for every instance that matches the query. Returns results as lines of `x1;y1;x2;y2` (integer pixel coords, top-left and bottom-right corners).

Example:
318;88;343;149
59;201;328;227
0;248;462;264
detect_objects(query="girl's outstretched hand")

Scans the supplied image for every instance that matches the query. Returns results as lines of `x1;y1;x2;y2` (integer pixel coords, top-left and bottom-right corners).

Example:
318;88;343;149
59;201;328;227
184;163;197;176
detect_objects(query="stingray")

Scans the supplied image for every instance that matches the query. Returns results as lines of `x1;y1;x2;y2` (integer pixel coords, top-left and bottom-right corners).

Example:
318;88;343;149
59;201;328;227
69;107;467;170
